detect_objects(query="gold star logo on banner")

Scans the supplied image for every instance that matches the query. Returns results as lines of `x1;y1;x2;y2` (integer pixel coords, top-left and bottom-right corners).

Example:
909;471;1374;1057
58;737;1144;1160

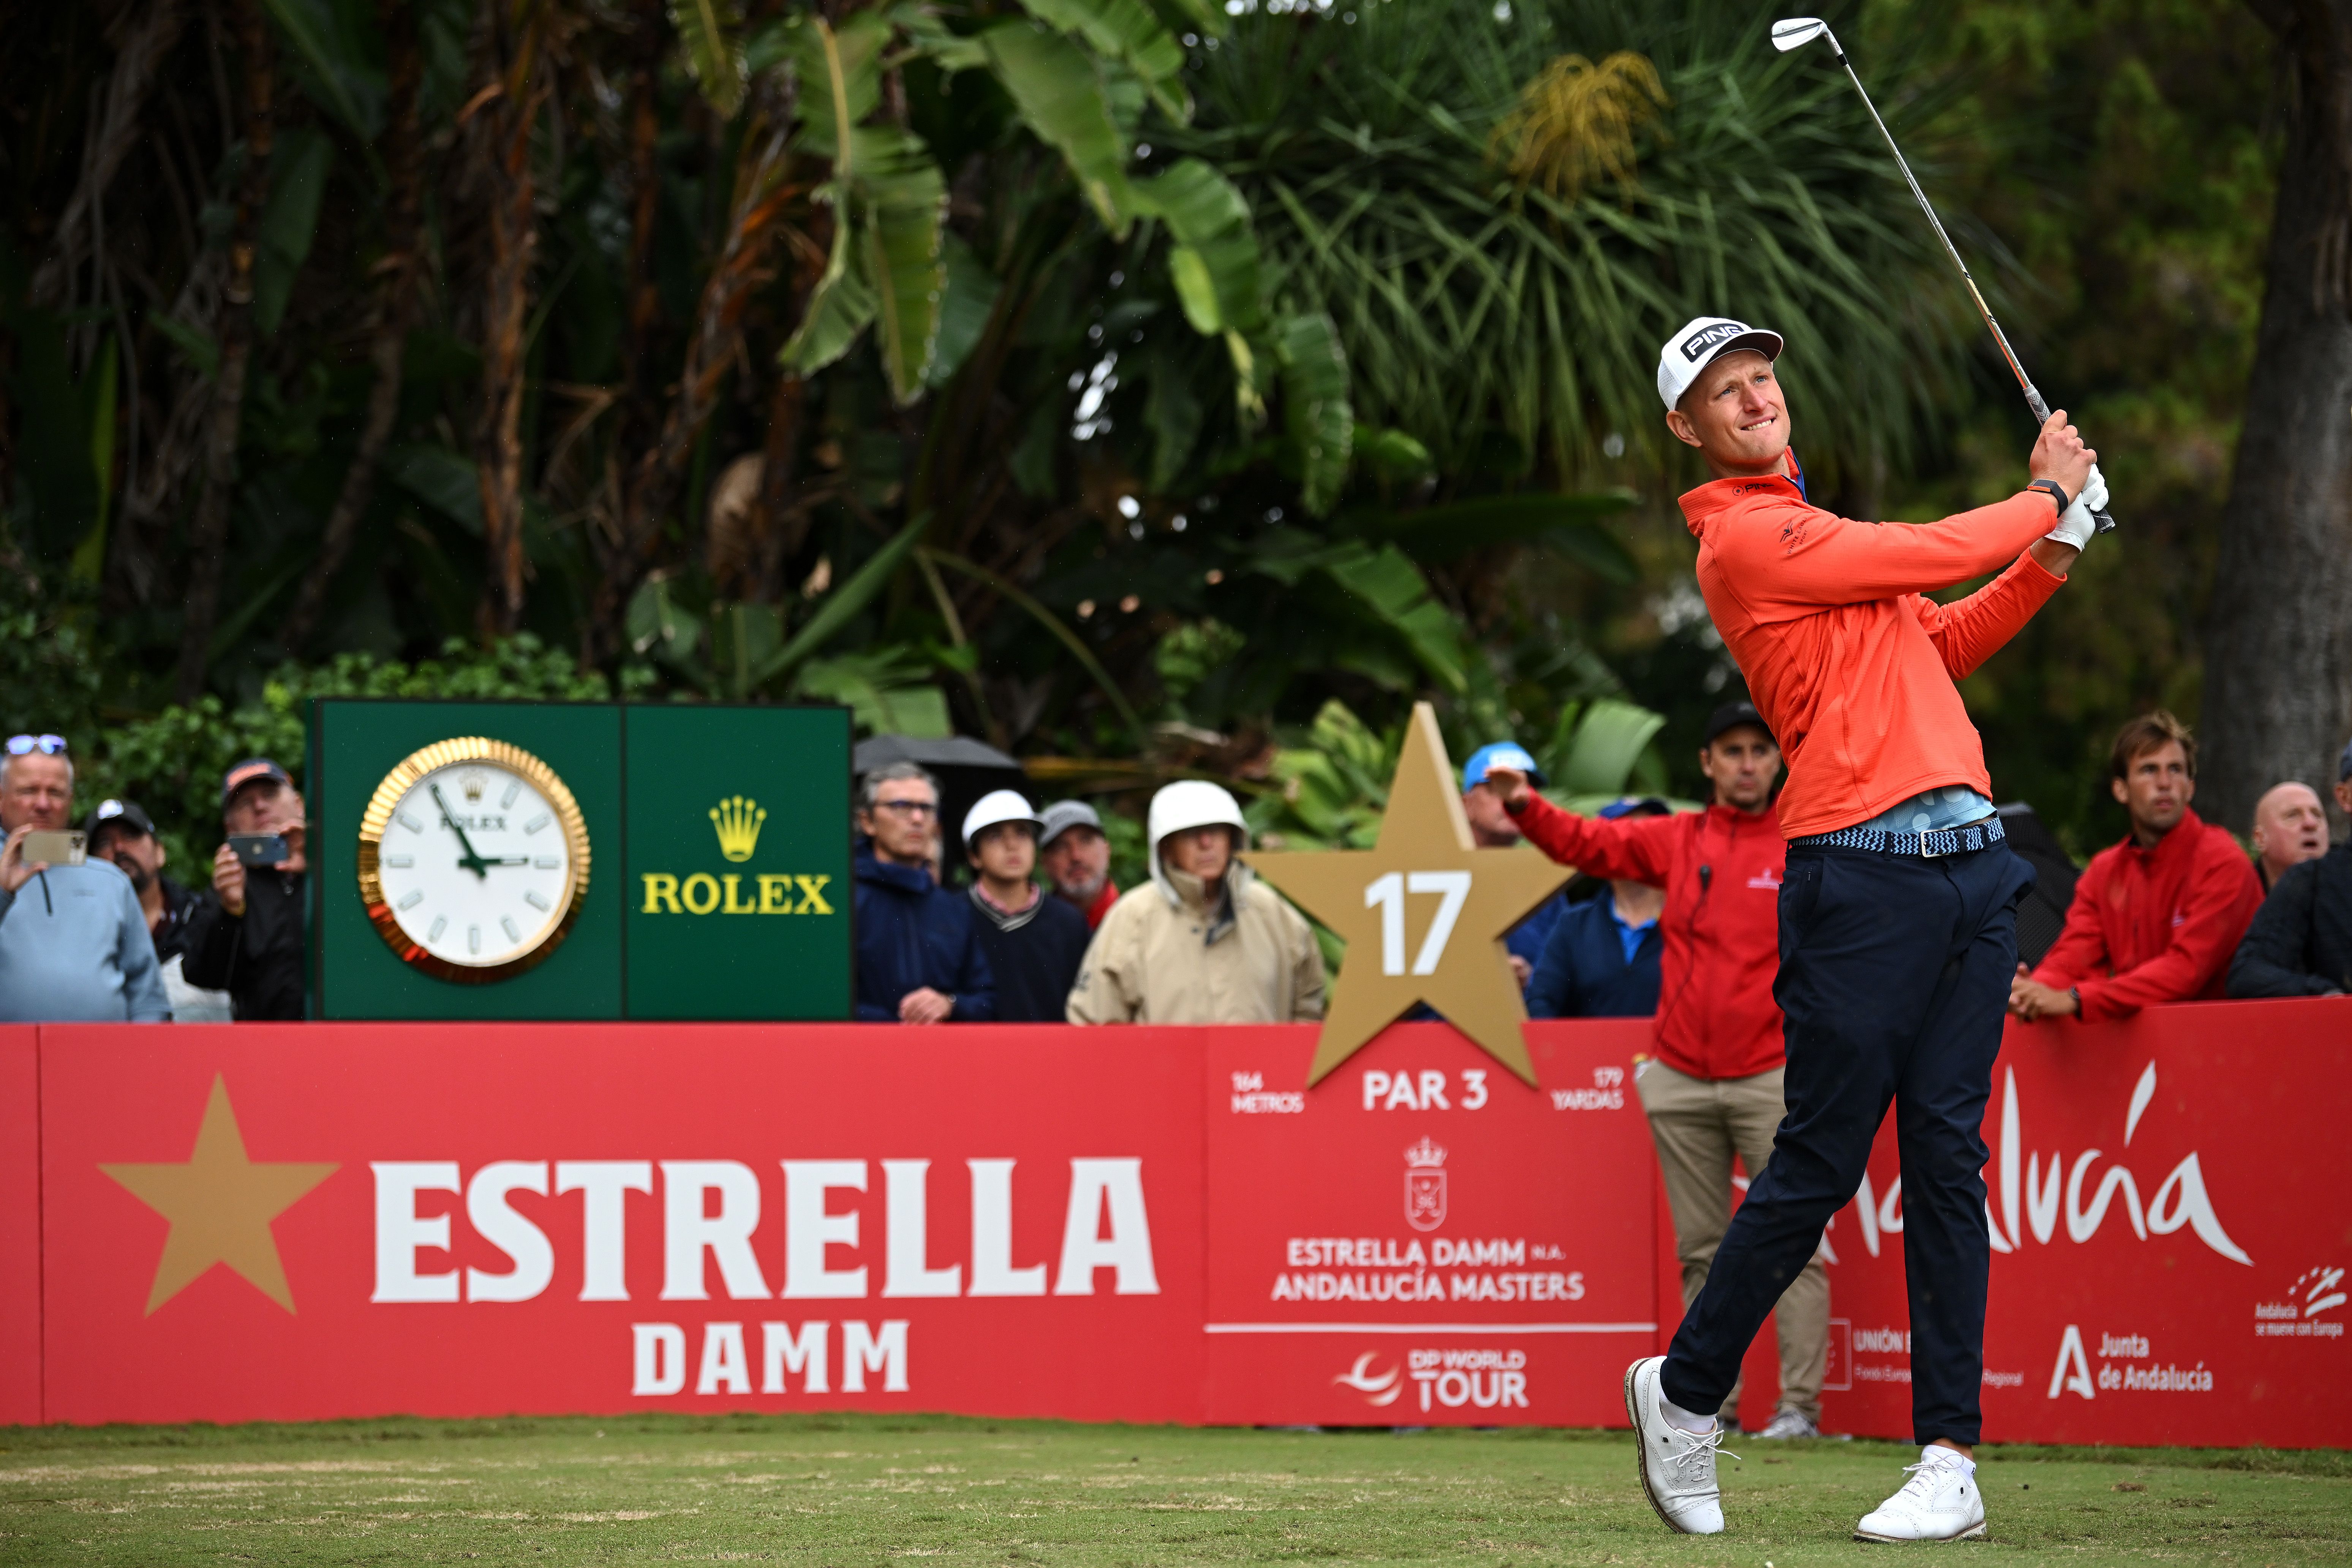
101;1076;338;1315
1247;702;1571;1086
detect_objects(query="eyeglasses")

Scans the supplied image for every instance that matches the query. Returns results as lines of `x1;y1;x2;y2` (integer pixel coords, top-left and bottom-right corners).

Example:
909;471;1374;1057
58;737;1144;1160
5;735;66;756
872;800;939;817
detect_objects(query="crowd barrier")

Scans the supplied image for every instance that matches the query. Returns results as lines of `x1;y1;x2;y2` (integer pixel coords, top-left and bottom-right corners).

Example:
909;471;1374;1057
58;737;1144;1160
5;1001;2343;1446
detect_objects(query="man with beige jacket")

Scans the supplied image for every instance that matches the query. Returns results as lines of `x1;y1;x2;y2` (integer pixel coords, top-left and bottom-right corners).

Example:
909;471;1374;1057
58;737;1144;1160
1067;781;1324;1024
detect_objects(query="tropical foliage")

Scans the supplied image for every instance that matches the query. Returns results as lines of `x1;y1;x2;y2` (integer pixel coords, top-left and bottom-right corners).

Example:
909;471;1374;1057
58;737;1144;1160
2;0;2292;867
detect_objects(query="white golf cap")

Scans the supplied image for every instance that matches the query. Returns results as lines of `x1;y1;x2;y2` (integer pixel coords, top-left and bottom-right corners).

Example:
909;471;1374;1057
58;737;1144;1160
1657;316;1785;411
961;789;1043;850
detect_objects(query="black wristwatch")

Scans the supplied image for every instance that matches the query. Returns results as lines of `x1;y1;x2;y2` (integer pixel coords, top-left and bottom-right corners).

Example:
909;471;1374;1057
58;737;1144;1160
2026;478;2069;513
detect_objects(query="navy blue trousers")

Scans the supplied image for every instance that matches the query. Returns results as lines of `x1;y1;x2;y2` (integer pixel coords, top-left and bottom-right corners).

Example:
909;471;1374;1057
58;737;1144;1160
1658;840;2033;1445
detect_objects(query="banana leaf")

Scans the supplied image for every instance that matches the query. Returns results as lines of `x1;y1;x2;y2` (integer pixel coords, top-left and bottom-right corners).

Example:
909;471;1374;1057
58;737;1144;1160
852;128;949;404
670;0;747;119
981;22;1135;235
1274;313;1353;516
1015;0;1189;122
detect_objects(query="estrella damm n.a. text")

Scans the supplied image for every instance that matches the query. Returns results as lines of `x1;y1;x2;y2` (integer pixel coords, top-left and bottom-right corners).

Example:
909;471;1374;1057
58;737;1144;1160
640;872;835;916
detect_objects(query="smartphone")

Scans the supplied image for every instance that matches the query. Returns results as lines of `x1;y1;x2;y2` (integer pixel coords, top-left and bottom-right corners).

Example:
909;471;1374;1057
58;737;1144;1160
229;832;291;868
21;830;86;867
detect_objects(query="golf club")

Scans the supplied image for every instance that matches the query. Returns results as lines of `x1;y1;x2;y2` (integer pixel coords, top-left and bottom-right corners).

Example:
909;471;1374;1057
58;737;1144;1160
1771;16;2115;535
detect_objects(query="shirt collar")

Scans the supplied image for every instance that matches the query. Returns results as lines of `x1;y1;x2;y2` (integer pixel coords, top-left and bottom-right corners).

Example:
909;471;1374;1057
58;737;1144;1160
1678;449;1807;538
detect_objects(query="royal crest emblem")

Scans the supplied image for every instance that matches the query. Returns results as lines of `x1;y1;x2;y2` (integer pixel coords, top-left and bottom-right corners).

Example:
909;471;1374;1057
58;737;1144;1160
1404;1136;1448;1232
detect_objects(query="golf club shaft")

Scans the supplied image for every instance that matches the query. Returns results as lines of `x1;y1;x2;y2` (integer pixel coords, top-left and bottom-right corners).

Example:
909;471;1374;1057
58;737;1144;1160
1826;46;2115;533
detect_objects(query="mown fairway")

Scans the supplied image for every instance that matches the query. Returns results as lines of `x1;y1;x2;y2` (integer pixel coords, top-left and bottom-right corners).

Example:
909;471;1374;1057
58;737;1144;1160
2;1415;2344;1566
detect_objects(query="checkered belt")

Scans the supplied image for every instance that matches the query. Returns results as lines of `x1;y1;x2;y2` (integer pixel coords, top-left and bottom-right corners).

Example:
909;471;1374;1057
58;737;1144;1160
1789;814;2007;858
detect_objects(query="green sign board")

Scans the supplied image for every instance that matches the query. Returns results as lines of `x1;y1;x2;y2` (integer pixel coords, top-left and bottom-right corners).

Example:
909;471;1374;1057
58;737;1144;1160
309;699;849;1021
621;705;852;1020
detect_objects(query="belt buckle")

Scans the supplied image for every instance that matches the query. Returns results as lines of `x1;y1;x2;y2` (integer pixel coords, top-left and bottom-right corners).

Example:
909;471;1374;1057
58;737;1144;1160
1918;828;1949;859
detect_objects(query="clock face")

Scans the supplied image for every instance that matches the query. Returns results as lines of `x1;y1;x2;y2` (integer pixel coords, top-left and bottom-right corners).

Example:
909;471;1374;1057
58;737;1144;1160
357;738;591;982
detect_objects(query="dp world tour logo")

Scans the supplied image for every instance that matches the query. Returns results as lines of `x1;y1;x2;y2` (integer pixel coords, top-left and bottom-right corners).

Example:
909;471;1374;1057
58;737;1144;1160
1334;1352;1403;1407
1680;321;1750;361
1404;1137;1447;1231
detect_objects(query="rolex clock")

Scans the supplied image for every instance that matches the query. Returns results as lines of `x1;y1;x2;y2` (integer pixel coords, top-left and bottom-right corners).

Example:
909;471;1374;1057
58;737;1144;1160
355;737;591;982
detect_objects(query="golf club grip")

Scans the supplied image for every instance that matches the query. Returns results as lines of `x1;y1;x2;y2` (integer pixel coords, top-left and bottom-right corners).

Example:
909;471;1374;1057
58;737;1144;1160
2091;507;2117;535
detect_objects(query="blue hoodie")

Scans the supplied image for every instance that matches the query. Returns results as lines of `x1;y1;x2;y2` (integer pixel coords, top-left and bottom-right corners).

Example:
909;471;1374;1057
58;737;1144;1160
851;845;994;1022
0;859;172;1022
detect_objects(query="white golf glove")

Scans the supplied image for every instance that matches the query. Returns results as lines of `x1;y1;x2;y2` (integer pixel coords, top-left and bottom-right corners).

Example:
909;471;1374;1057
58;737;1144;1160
2044;463;2109;552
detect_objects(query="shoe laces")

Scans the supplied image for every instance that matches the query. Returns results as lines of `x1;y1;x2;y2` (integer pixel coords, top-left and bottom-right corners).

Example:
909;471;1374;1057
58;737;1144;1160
1668;1424;1738;1481
1893;1454;1962;1505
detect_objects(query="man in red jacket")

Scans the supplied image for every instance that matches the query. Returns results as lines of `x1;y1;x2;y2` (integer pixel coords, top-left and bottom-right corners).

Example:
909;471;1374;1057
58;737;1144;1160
1485;700;1824;1438
2011;712;2262;1022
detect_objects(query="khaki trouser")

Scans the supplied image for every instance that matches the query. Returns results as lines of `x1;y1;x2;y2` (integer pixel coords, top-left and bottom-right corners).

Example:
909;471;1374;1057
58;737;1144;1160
1638;1058;1829;1425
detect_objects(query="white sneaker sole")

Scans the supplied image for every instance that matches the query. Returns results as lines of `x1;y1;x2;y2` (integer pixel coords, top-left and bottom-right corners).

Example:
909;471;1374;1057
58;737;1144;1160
1853;1521;1988;1543
1624;1359;1705;1536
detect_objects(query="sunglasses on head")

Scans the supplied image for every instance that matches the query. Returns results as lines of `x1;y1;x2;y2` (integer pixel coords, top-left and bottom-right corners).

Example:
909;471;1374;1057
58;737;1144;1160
5;735;67;756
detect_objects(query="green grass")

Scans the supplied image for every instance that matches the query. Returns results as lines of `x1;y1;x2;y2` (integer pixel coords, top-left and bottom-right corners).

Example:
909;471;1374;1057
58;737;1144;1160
2;1415;2346;1565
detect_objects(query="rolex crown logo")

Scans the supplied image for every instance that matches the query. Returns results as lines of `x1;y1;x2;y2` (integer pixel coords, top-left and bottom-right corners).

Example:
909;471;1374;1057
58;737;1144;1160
709;795;767;862
1404;1136;1448;1168
459;770;487;803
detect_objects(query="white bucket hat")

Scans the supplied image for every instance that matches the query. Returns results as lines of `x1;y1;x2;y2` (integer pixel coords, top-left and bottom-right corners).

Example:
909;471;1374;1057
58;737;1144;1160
1146;779;1249;898
961;789;1043;851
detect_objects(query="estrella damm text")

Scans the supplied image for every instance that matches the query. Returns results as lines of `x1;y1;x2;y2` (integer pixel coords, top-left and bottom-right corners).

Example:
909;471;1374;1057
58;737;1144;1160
640;872;834;916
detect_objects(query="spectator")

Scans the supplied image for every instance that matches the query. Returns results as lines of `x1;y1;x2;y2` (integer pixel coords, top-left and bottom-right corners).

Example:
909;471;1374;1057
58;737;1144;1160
0;735;170;1022
182;759;311;1020
1067;780;1323;1024
1481;701;1825;1439
961;790;1091;1023
1039;801;1119;928
2249;781;2329;891
1462;742;1568;987
850;762;994;1023
2229;740;2352;998
85;798;231;1023
2013;711;2263;1021
1526;798;1668;1019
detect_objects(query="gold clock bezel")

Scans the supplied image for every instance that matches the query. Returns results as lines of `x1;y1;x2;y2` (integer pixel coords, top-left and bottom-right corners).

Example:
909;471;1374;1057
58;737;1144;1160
356;736;592;984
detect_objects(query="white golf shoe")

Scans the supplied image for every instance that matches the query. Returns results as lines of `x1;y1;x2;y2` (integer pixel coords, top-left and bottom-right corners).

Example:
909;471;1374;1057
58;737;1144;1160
1854;1445;1988;1542
1623;1355;1729;1535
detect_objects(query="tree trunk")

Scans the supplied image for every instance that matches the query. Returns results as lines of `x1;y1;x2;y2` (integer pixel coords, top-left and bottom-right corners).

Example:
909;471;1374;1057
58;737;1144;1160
173;0;270;705
588;93;797;663
282;0;424;652
620;0;666;447
32;0;188;311
469;1;544;641
2206;0;2352;830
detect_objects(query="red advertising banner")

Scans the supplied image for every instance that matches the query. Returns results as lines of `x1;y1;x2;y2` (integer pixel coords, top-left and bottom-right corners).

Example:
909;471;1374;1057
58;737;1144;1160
1204;1021;1657;1427
1815;999;2350;1447
0;1027;38;1428
40;1025;1204;1426
13;1003;2350;1445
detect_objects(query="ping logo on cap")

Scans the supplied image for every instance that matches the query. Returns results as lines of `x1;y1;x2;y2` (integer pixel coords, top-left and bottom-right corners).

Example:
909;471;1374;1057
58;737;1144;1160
1681;320;1752;361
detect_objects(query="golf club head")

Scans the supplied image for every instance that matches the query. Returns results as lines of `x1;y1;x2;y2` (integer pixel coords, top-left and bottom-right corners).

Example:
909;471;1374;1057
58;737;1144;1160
1771;17;1834;53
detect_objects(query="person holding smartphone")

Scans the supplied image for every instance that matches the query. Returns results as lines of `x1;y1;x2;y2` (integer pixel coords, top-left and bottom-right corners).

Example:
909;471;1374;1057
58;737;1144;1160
181;758;309;1020
0;735;171;1022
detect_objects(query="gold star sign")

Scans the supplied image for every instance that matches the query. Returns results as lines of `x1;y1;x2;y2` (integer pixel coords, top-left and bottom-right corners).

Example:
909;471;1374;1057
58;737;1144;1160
1247;702;1571;1086
101;1075;338;1315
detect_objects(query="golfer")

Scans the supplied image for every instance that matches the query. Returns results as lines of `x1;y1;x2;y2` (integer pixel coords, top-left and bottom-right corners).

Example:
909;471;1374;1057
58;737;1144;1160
1611;318;2096;1540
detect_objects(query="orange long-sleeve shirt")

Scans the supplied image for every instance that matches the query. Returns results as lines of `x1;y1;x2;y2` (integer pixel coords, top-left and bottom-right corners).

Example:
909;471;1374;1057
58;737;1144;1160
2030;809;2264;1021
1681;473;2065;838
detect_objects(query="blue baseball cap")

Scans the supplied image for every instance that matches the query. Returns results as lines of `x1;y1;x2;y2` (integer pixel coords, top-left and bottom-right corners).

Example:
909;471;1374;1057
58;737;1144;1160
1598;796;1671;819
1463;742;1545;791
